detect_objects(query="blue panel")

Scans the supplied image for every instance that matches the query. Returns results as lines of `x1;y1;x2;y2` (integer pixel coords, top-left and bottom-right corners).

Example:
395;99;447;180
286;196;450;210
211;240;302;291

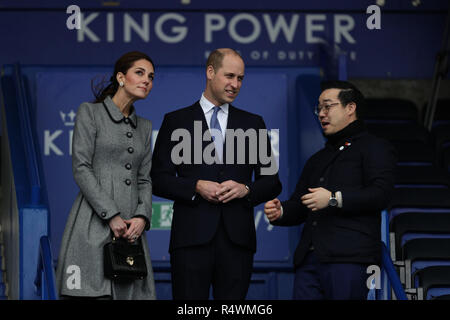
0;8;447;78
19;207;48;300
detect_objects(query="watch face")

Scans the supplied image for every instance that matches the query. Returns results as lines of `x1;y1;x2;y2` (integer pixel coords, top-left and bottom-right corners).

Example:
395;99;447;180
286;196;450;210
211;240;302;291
329;198;338;207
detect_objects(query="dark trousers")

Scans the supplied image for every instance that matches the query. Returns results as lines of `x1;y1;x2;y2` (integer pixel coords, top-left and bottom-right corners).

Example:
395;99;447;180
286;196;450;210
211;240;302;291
170;217;254;300
293;250;370;300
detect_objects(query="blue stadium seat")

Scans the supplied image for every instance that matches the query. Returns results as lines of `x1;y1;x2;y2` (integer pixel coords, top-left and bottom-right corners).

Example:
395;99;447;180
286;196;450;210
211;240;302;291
364;98;419;124
390;212;450;262
401;238;450;289
414;266;450;300
394;165;450;188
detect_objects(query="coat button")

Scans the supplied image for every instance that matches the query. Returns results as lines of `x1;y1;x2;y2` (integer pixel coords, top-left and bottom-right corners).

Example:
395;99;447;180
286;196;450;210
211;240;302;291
312;221;317;227
101;212;106;218
128;147;134;154
124;118;130;124
138;199;143;204
319;177;324;182
125;179;131;185
125;163;132;170
127;132;133;138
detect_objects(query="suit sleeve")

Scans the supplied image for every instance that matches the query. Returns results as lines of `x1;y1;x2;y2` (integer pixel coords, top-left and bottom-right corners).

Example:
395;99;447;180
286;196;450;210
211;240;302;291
72;103;120;221
132;120;153;230
151;114;199;203
245;115;282;207
338;139;397;215
271;158;313;226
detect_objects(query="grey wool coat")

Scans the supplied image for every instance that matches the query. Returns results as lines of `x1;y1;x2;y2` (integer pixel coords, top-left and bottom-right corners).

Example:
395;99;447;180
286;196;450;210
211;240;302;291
56;96;156;299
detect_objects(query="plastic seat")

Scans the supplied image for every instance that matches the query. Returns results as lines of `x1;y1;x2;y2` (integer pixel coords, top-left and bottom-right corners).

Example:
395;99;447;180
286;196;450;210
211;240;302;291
364;98;419;123
390;188;450;217
432;99;450;128
394;165;450;188
390;212;450;261
415;266;450;300
431;124;450;169
366;123;430;144
401;238;450;289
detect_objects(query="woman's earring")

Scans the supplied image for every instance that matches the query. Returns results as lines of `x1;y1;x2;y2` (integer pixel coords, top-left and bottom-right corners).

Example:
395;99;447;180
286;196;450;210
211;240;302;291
119;81;124;87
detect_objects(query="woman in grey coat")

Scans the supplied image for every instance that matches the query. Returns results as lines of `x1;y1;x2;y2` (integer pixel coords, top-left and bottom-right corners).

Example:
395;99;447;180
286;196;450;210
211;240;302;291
56;51;156;299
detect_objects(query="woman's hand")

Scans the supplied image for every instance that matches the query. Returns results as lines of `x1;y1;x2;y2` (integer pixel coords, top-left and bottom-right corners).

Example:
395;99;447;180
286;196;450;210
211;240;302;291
123;217;146;242
108;215;128;238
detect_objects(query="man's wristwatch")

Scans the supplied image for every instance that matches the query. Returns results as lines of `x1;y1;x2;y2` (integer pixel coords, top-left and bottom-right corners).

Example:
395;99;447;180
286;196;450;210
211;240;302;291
328;191;338;207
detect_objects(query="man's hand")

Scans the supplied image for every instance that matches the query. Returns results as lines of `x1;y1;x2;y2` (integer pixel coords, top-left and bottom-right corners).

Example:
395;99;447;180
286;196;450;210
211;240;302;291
264;198;282;222
216;180;249;203
301;187;331;212
196;180;222;203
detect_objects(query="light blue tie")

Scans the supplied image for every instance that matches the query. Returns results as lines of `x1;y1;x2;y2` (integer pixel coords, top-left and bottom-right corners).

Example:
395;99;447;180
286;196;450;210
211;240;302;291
210;106;223;162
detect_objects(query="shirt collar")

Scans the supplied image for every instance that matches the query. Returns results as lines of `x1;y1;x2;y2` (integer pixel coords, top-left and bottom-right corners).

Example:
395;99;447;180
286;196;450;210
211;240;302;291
200;93;229;115
102;95;137;128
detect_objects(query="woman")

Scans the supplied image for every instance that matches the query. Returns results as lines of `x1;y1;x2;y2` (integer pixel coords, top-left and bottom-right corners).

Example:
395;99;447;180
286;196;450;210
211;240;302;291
56;51;156;299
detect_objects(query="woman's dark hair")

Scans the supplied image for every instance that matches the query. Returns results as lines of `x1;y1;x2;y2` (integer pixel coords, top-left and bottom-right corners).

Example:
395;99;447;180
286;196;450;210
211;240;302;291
91;51;155;103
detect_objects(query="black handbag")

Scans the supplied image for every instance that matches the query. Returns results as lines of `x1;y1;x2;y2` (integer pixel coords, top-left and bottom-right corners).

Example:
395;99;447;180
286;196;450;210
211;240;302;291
103;237;148;280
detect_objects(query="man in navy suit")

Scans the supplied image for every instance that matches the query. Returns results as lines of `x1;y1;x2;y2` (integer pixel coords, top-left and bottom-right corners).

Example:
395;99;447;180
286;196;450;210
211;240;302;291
151;48;282;300
264;81;397;300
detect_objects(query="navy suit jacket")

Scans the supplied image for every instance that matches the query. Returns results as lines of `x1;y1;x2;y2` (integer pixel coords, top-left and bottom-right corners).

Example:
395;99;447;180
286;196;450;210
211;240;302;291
151;101;282;253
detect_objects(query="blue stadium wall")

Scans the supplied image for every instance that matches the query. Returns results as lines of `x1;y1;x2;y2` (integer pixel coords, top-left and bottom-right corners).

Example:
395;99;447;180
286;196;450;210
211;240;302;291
0;0;448;299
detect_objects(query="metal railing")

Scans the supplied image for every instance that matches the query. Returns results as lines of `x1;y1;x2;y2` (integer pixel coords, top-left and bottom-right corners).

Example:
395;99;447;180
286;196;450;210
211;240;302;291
34;236;58;300
381;242;408;300
12;63;41;205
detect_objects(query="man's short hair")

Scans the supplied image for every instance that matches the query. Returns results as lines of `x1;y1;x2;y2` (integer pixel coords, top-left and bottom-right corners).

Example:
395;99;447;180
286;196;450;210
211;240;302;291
321;80;365;119
206;49;243;72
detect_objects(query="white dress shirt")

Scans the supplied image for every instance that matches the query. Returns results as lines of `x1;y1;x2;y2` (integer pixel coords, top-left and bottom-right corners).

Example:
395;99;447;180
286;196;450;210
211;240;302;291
199;93;229;140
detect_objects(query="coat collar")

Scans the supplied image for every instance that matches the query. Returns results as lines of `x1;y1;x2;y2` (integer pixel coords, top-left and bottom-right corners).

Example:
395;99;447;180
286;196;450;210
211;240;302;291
102;95;137;128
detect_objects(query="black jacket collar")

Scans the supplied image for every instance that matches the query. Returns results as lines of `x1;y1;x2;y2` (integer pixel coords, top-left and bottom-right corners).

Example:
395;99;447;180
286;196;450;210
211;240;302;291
325;119;366;148
102;95;137;128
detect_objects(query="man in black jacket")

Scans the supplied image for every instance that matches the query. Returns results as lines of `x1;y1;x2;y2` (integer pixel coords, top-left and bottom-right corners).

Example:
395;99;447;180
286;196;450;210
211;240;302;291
264;81;397;300
152;48;282;299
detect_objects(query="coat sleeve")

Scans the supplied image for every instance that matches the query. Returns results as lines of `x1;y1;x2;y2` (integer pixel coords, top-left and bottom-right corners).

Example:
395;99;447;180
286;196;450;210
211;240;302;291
151;114;199;203
72;103;120;221
338;138;397;215
132;120;153;230
271;158;313;226
245;115;282;207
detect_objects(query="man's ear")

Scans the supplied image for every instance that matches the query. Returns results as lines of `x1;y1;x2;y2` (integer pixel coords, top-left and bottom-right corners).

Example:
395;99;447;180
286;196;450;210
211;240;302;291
206;65;215;81
346;102;357;117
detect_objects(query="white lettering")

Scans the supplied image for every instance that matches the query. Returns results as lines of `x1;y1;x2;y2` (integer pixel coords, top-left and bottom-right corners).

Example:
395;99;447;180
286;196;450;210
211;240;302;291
366;5;382;30
66;5;81;30
334;15;356;44
205;14;226;43
77;13;100;42
44;130;63;156
263;14;299;43
107;13;114;42
124;13;149;42
306;14;326;44
155;13;188;43
66;265;81;290
229;13;261;44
